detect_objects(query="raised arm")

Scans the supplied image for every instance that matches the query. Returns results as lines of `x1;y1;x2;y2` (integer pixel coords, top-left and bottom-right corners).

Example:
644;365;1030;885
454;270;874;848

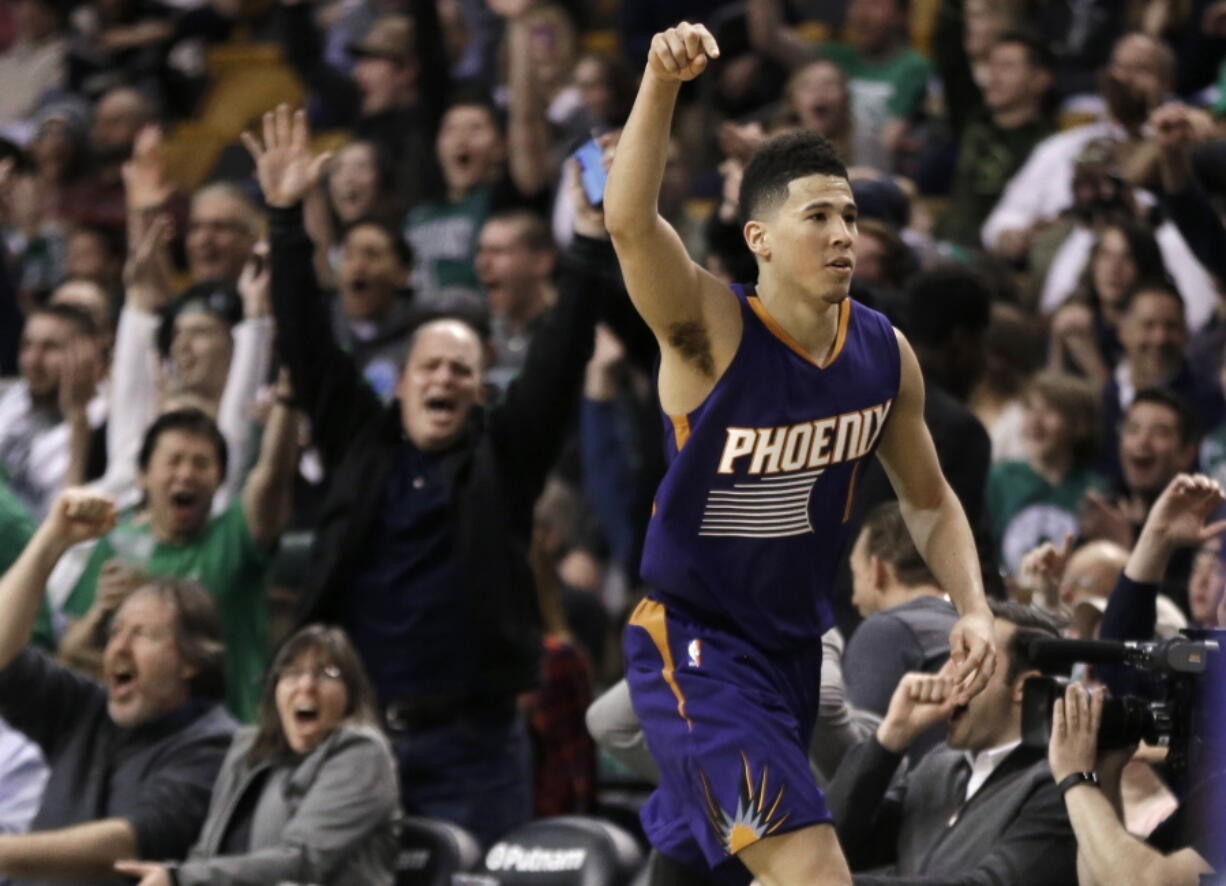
745;0;817;70
496;0;552;198
245;106;384;469
0;489;116;671
874;331;996;703
604;23;741;415
216;248;276;507
242;372;302;550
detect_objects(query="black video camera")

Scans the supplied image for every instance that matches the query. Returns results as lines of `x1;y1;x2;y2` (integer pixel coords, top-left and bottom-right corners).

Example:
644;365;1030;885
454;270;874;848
1020;633;1221;776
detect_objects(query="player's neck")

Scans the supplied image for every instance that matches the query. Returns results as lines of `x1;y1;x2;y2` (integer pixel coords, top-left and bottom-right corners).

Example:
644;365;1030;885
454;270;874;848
756;280;844;363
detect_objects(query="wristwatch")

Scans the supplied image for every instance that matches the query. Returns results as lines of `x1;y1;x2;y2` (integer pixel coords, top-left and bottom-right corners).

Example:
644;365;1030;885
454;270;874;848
1057;771;1101;795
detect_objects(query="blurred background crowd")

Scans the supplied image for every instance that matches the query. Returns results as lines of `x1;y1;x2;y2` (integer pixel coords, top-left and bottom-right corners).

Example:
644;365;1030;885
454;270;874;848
0;0;1224;883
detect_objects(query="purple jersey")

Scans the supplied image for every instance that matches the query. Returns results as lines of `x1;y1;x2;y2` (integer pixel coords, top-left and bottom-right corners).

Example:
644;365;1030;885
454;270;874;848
640;285;900;652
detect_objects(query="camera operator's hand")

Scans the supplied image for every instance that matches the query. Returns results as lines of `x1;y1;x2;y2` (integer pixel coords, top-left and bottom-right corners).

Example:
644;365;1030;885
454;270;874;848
876;659;959;753
1048;681;1104;783
1129;474;1226;583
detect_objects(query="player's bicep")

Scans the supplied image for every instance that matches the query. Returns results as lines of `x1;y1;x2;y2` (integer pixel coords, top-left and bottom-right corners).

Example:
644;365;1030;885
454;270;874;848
876;330;946;512
611;216;740;371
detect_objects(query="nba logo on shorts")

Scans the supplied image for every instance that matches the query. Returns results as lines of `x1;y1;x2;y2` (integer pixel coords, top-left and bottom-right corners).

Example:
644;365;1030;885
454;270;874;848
688;639;702;668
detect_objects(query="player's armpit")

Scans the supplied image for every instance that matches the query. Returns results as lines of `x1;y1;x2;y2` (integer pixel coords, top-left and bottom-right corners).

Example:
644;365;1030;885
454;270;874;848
612;219;742;414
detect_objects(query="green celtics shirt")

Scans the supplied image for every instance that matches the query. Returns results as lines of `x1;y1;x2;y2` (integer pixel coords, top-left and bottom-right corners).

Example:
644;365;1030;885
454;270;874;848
62;502;271;721
819;43;932;168
988;460;1106;576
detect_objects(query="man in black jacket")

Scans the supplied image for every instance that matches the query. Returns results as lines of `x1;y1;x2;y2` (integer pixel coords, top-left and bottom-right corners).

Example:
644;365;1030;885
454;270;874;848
248;106;608;845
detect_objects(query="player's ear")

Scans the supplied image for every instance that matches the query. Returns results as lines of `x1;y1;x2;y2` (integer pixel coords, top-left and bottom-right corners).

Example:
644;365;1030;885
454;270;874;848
744;219;770;260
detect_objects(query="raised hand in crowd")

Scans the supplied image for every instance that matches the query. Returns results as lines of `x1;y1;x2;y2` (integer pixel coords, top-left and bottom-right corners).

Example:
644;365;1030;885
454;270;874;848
1079;489;1135;551
1018;531;1075;611
241;105;331;210
1048;301;1110;386
1127;473;1226;583
123;125;176;215
43;489;118;551
875;659;960;754
60;333;104;489
122;213;175;312
58;334;101;425
238;241;271;319
0;489;117;670
1150;102;1216;192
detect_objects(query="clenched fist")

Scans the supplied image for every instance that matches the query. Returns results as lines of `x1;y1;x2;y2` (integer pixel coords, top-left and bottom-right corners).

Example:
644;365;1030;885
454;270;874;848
45;489;117;548
647;22;720;83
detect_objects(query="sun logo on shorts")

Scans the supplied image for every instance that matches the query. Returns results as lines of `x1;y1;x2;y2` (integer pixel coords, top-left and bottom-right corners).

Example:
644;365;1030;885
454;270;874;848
700;751;791;855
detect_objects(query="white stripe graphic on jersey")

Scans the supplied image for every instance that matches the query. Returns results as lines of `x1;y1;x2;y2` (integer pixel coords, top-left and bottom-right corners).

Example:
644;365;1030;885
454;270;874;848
698;469;822;538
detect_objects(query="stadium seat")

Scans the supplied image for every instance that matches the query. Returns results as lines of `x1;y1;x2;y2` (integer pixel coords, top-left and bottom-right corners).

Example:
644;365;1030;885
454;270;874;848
479;816;645;886
395;816;482;886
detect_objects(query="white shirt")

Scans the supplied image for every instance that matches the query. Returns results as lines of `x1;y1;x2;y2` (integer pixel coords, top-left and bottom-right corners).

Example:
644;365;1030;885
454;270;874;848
981;121;1123;250
0;381;107;519
965;739;1023;802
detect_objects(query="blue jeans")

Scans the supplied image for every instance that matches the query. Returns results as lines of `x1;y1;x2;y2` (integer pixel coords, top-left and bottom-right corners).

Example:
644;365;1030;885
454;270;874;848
392;707;533;848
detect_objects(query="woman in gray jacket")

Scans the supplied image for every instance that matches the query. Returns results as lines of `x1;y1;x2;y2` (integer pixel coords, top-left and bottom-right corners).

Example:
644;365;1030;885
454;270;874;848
116;624;401;885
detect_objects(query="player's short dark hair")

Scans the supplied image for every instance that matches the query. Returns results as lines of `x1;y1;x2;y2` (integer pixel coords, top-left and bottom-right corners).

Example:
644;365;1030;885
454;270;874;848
341;216;415;267
902;263;991;347
1127;387;1199;446
138;408;229;477
738;131;848;225
1119;279;1185;318
989;600;1067;681
27;301;99;339
859;501;937;588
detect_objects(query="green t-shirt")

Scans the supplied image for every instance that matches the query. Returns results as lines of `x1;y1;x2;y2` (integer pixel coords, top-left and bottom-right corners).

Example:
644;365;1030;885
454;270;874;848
819;42;932;166
63;502;272;722
0;475;35;579
938;113;1055;247
405;184;493;298
987;460;1106;576
0;476;48;650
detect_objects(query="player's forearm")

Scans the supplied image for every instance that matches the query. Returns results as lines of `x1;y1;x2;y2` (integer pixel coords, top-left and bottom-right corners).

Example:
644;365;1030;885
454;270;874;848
0;526;69;670
604;72;680;238
898;483;988;617
0;818;137;880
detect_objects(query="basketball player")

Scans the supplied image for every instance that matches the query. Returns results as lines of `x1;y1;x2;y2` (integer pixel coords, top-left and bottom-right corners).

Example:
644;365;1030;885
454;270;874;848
604;23;998;886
